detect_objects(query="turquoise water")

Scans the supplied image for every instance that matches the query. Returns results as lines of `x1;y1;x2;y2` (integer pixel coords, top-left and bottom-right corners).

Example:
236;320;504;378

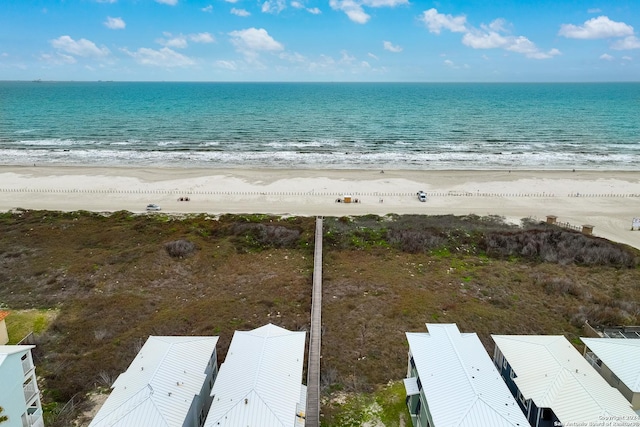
0;82;638;169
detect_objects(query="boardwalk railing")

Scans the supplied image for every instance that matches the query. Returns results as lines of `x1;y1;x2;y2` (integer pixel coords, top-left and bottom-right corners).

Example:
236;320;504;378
305;217;323;427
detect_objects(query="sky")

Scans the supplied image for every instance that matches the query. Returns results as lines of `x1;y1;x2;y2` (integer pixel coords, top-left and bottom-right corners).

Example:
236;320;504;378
1;0;639;82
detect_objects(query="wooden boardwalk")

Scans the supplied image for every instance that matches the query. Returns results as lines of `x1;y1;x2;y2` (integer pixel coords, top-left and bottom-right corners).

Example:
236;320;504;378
305;216;323;427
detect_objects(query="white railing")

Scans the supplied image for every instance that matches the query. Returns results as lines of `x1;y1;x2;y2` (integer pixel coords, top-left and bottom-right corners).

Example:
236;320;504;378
22;356;33;376
23;380;37;402
585;352;602;373
28;407;43;427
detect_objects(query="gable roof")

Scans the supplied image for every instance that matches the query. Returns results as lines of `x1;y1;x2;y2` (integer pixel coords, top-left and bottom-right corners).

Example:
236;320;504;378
581;337;640;392
204;323;306;427
492;335;636;423
406;324;528;427
89;336;219;427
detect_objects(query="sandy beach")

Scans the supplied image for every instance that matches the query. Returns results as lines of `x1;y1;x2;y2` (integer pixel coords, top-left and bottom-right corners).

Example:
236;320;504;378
1;166;639;249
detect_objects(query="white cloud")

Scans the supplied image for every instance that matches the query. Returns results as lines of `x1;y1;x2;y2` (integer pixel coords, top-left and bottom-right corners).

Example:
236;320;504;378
291;1;303;8
95;0;117;3
231;8;251;16
158;33;188;48
104;16;125;30
368;52;379;60
425;9;559;60
462;31;560;59
420;8;467;34
622;55;632;60
228;28;284;56
50;35;110;58
462;30;508;49
330;0;408;24
157;32;215;48
587;8;602;13
307;7;321;14
201;5;213;12
340;50;355;63
122;47;194;67
1;52;8;57
262;0;286;14
215;60;237;70
600;53;614;60
611;36;640;50
224;0;239;2
558;16;634;39
190;33;215;43
383;40;402;53
279;51;306;63
155;0;178;5
39;52;77;64
444;59;455;67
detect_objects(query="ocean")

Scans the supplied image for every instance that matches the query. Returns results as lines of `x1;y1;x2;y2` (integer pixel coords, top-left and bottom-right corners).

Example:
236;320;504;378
0;81;638;170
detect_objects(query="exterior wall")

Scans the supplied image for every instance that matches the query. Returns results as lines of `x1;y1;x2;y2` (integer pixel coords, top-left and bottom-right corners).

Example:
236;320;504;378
493;347;559;427
0;349;44;427
632;392;640;412
598;362;639;411
405;354;433;427
0;319;8;345
184;348;219;427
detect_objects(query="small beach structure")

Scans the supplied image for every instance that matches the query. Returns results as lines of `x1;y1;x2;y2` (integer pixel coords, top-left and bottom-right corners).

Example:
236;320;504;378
581;337;640;414
404;323;528;427
492;334;636;427
89;336;219;427
342;194;352;203
203;323;306;427
0;345;45;427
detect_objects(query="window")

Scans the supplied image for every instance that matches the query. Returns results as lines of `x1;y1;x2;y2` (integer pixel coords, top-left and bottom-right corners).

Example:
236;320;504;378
510;368;516;379
503;358;507;370
410;357;416;369
541;408;551;420
416;377;423;391
415;398;422;415
518;390;526;406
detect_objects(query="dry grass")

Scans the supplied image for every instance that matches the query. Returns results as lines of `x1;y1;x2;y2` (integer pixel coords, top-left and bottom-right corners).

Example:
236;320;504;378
0;210;638;426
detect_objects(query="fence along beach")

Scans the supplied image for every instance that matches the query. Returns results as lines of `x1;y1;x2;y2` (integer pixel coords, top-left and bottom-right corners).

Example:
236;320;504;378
0;166;639;250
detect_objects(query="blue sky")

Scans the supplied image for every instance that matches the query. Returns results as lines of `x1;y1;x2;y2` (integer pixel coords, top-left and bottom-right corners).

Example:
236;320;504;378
1;0;639;81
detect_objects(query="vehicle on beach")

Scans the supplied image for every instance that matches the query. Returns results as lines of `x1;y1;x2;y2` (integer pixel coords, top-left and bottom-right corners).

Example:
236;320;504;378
417;191;427;202
146;203;161;211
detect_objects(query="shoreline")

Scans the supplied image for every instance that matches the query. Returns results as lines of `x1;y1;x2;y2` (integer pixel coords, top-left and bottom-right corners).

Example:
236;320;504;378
1;165;639;249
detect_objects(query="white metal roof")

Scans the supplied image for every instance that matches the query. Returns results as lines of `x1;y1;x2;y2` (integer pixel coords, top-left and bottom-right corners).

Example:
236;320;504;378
492;335;636;423
0;345;35;368
581;337;640;392
204;323;306;427
89;335;219;427
405;324;529;427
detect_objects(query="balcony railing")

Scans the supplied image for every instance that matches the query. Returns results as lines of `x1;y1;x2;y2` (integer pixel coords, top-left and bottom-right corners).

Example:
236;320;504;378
585;352;602;373
28;407;43;427
22;356;34;376
23;380;37;402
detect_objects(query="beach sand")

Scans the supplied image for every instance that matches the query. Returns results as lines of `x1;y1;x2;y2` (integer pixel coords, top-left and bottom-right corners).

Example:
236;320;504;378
1;166;639;249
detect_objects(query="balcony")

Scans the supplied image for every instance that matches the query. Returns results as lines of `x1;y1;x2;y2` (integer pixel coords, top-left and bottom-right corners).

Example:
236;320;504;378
23;379;38;402
28;407;44;427
21;356;34;377
585;352;602;373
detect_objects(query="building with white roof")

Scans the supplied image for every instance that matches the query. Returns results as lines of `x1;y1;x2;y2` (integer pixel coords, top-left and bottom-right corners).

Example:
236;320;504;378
492;335;637;427
203;323;306;427
89;336;219;427
581;337;640;414
404;324;528;427
0;345;45;427
0;311;9;345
